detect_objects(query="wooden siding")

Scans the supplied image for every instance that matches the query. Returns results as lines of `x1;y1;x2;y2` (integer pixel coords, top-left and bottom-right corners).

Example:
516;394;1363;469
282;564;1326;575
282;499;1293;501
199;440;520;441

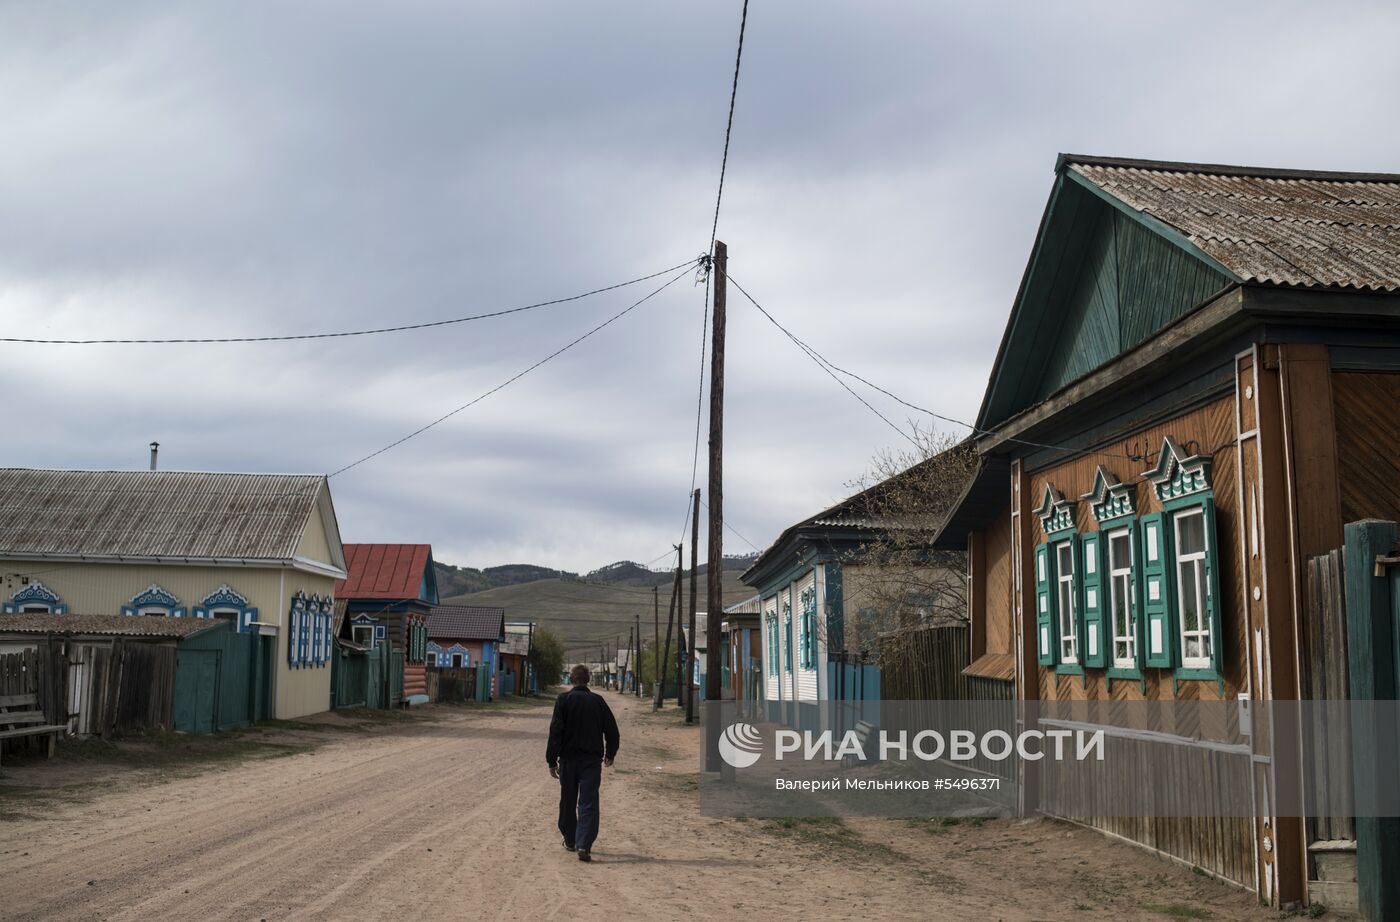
1333;371;1400;523
983;507;1014;656
1030;395;1243;702
984;180;1232;425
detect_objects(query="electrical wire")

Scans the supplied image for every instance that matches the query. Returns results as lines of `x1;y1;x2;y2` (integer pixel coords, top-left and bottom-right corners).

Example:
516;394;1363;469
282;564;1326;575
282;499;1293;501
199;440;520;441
726;271;1139;462
0;259;701;345
330;261;699;477
708;0;750;257
698;494;761;553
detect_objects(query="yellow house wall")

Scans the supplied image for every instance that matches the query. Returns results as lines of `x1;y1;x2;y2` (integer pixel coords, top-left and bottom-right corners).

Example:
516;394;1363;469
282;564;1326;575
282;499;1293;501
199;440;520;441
1;560;339;720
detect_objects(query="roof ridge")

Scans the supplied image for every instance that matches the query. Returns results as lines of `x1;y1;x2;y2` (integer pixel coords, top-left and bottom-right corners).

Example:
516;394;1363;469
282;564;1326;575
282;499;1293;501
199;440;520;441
1060;153;1400;184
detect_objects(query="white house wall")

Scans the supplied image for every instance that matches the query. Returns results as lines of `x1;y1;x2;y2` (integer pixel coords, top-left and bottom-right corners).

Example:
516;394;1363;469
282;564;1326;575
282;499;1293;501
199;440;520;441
760;565;834;704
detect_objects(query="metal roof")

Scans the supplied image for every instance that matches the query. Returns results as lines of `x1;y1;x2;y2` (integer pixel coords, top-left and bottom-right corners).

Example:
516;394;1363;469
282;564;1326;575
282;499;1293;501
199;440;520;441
0;469;330;562
1065;155;1400;291
336;544;433;601
427;604;505;641
0;611;224;638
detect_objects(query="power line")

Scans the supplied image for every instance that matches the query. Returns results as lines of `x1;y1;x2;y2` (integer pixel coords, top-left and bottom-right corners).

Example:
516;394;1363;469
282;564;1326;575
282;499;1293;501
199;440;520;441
0;259;701;345
726;271;918;449
698;494;760;553
708;0;751;256
331;261;700;477
726;271;1137;462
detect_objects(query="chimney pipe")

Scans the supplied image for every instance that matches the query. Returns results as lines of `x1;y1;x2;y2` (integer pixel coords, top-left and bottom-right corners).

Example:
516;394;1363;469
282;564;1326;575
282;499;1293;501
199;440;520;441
149;441;159;471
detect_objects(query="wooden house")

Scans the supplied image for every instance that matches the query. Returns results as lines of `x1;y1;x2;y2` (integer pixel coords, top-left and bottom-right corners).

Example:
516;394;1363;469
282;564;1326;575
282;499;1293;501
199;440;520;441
334;543;439;706
722;595;762;705
0;469;347;720
500;622;532;696
742;471;966;714
940;154;1400;909
426;604;505;699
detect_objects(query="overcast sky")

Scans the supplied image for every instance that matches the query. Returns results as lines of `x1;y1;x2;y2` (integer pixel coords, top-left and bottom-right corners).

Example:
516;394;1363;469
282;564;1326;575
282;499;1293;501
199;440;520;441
2;2;1398;573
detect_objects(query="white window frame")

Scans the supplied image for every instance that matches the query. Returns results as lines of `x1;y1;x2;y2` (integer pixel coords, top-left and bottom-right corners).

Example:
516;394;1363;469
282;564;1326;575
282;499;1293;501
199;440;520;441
20;604;53;614
137;606;172;617
1055;540;1077;664
1107;527;1135;668
1173;507;1211;669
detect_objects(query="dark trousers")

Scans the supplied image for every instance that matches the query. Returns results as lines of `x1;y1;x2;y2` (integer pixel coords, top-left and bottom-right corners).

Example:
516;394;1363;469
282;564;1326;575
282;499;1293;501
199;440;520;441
557;756;603;850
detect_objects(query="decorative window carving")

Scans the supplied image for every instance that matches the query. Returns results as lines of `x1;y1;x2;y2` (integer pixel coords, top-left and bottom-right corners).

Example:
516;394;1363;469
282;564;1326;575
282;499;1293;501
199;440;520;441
4;581;68;614
194;584;258;631
1035;485;1077;536
122;584;185;618
1143;437;1213;503
1081;466;1137;523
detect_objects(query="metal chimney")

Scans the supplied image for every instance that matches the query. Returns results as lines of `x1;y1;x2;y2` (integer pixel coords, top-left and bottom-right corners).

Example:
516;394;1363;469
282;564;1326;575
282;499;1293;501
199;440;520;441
149;441;159;471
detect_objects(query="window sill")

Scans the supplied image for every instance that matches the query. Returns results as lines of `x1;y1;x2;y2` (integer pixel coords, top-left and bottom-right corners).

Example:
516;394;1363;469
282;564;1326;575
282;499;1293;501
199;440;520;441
1173;667;1219;681
1054;663;1084;676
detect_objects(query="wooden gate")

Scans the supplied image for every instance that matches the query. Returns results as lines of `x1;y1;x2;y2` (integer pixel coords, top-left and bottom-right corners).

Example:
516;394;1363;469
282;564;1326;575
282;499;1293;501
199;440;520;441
1342;520;1400;920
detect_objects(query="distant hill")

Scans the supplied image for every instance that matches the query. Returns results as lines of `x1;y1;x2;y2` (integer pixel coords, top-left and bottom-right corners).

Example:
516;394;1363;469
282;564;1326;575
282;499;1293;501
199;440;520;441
433;562;579;598
433;553;757;598
437;554;759;654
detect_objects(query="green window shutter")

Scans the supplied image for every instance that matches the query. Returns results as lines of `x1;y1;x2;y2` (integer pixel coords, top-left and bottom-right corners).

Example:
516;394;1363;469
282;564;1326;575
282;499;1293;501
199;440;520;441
1202;497;1224;677
1034;542;1057;666
1079;531;1106;668
1139;512;1177;668
783;607;793;672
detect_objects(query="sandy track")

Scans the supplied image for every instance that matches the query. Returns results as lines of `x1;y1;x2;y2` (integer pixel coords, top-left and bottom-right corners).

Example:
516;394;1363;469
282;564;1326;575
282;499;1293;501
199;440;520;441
0;694;1284;921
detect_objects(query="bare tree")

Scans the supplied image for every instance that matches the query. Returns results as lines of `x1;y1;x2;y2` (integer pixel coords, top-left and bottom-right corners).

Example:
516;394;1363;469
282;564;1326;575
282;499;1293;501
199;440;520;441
831;427;977;663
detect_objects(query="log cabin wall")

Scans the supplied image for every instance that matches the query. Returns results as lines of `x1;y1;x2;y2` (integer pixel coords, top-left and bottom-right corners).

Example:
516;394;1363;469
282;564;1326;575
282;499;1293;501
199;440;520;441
1025;394;1244;704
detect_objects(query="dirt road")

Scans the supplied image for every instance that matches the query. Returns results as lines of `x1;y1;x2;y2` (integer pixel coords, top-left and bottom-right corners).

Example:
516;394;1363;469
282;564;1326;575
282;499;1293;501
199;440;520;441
0;693;1283;921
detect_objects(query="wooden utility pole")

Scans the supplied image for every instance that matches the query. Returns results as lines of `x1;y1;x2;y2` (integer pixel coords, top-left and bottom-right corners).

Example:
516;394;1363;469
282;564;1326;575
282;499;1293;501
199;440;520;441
687;488;700;723
654;545;681;710
652;586;659;700
704;241;728;770
526;621;534;694
635;608;643;697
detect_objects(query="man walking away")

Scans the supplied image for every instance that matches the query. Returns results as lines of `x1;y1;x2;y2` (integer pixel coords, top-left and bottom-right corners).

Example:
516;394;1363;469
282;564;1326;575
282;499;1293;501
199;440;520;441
547;664;620;862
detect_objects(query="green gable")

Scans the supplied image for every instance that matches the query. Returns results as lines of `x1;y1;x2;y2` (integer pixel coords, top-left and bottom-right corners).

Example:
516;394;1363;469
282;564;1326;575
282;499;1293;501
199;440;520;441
977;169;1236;430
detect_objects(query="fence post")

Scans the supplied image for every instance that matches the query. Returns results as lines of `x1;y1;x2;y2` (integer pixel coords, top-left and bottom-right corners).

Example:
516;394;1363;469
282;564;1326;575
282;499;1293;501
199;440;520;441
1343;519;1400;921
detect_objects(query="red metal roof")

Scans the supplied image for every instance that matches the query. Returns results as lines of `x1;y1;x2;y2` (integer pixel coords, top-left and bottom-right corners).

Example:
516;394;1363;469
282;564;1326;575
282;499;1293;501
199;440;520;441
336;544;433;600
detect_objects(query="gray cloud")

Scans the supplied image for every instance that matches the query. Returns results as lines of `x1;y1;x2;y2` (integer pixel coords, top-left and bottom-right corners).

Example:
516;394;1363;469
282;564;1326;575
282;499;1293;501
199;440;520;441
2;1;1398;571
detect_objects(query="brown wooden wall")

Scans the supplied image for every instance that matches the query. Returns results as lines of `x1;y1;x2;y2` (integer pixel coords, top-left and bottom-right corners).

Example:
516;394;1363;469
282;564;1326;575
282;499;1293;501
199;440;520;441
1022;395;1243;703
983;508;1014;657
1333;371;1400;524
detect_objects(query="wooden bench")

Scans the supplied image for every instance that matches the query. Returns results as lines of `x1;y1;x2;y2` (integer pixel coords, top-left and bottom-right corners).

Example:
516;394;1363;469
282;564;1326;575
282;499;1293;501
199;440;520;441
0;692;66;768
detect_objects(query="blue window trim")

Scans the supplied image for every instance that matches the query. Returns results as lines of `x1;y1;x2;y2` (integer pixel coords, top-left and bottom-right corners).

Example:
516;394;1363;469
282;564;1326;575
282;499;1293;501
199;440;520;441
4;580;68;615
122;583;185;618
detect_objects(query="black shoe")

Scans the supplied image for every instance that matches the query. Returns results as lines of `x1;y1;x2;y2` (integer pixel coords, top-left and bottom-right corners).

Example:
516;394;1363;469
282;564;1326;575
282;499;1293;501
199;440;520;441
577;849;591;862
562;838;576;852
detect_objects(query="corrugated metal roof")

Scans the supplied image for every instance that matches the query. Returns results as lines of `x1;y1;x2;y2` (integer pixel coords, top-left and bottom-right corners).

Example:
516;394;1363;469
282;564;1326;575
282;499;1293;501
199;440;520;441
0;611;223;638
0;469;325;560
1066;156;1400;291
335;544;432;600
427;605;505;641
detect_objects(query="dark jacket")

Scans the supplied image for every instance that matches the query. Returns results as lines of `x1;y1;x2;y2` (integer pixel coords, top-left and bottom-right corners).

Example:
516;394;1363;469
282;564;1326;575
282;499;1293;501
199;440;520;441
546;685;620;766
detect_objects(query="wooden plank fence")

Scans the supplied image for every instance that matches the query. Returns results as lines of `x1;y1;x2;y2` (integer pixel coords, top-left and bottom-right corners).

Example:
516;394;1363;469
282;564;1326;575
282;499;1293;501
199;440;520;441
426;666;479;703
1303;549;1355;844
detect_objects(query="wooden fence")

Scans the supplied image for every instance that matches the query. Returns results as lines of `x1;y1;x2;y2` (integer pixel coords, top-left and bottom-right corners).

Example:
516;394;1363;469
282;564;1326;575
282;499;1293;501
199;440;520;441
1;637;185;752
425;666;479;703
1303;549;1354;844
